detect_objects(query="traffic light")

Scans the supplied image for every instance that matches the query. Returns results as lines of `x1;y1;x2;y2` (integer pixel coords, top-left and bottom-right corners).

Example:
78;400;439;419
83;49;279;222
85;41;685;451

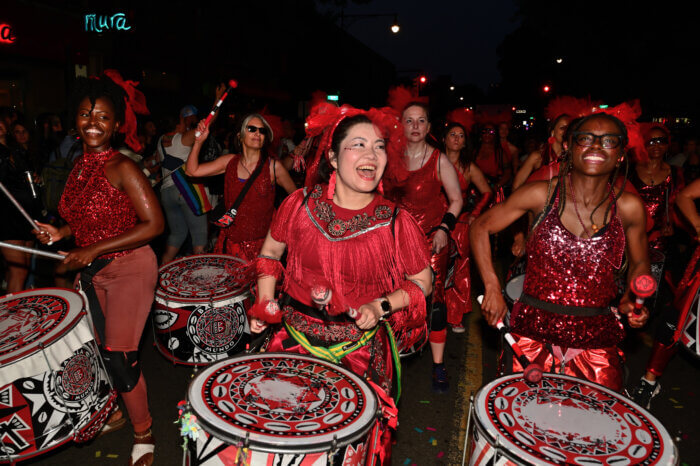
419;75;427;84
543;85;551;93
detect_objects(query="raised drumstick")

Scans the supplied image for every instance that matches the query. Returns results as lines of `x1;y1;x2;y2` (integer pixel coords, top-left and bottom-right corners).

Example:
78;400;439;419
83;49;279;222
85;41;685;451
0;180;40;231
630;274;657;315
194;79;238;137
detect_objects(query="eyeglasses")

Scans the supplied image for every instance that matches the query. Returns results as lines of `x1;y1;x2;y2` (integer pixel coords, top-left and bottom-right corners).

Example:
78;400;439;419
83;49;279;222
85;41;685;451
646;137;669;146
246;125;268;136
572;132;623;149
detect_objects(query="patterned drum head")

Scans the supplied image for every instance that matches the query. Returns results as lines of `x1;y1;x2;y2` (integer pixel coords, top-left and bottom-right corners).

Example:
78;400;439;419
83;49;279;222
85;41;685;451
188;353;378;453
473;374;677;465
0;288;85;366
156;255;249;304
680;286;699;359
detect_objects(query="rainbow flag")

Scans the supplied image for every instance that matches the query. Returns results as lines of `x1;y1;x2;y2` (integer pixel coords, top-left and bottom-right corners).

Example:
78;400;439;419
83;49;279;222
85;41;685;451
171;166;213;215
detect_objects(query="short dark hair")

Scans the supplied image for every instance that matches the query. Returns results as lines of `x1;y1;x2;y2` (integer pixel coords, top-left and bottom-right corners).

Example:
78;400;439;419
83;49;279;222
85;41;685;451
318;114;374;182
69;76;126;126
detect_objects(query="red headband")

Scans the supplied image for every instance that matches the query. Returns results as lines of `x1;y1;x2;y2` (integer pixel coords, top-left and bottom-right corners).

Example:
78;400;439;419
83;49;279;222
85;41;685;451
445;108;475;133
102;69;149;153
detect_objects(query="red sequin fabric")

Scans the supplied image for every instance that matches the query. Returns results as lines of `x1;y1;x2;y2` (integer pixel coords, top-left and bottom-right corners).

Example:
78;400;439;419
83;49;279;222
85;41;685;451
58;148;137;259
215;155;274;256
511;187;626;349
630;170;677;252
384;149;447;234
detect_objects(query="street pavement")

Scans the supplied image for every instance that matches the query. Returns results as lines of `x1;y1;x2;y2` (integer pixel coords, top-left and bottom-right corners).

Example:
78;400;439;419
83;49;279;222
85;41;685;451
8;272;697;466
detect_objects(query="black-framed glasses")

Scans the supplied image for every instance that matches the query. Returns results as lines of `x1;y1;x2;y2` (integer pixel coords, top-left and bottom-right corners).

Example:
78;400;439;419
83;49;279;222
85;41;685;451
646;136;669;146
572;132;623;149
246;125;268;136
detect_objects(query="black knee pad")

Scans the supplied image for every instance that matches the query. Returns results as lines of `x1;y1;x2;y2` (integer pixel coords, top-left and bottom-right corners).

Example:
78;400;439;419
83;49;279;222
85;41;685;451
101;350;141;392
430;302;447;331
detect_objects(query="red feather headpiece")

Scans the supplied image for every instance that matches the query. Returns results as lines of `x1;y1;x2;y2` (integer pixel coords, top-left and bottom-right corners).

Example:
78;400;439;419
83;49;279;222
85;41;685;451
545;96;599;121
386;85;428;117
474;108;512;127
445;108;475;133
102;69;149;153
597;100;645;162
303;104;408;188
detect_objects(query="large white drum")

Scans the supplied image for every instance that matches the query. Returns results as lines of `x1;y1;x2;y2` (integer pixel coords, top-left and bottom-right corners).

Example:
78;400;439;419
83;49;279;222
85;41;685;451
0;288;115;463
153;254;252;365
184;353;379;465
469;373;678;465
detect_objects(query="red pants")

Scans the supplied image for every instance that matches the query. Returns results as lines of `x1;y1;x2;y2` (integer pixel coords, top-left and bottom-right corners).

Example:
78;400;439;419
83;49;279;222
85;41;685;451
511;334;624;391
88;245;157;432
446;216;472;325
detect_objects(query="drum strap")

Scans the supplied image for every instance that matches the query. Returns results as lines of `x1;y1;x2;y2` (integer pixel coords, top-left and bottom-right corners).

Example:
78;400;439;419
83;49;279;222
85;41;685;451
78;257;115;343
519;293;610;317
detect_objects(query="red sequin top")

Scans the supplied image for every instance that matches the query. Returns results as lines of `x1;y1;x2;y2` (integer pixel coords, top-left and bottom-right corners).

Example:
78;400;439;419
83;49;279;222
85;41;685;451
511;186;626;348
270;184;430;329
58;148;137;259
220;154;274;245
476;145;511;179
386;149;447;235
630;169;679;252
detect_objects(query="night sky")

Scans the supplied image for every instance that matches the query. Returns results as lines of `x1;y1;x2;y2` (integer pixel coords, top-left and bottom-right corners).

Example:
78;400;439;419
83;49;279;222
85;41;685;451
318;0;520;90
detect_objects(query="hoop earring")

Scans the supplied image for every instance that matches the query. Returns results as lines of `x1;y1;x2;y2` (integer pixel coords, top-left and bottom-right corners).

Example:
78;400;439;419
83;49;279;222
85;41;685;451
327;171;336;200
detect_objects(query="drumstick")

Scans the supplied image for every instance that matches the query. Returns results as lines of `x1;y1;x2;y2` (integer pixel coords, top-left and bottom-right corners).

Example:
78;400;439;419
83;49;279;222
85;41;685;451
630;274;657;315
311;286;360;320
0;241;65;260
0;180;40;231
194;79;238;137
477;294;543;383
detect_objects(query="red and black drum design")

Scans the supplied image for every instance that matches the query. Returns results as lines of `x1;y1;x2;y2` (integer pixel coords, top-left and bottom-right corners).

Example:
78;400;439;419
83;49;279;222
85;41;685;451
469;373;678;465
679;293;699;359
153;255;252;366
0;288;115;463
185;353;378;465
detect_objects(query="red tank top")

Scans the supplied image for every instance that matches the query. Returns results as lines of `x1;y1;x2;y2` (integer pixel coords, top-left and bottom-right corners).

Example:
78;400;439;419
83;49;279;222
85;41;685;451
59;149;138;259
396;149;447;234
221;154;275;244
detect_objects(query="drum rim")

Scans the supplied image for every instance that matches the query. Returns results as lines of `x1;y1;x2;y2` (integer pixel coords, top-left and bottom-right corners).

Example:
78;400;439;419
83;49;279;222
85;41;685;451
156;254;249;304
504;273;525;303
186;352;379;453
472;373;678;465
0;287;86;367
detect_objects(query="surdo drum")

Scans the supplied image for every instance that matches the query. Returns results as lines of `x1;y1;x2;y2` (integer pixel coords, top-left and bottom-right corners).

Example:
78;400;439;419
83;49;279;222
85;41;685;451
0;288;115;463
468;373;677;465
679;281;700;360
153;254;252;366
185;353;379;465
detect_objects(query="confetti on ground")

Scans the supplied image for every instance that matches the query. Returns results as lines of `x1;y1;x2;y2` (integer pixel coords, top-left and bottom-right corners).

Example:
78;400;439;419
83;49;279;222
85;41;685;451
432;439;438;446
106;454;119;458
403;458;411;465
428;436;435;444
95;451;101;458
414;427;423;433
437;451;445;459
672;387;681;391
426;427;436;431
419;400;430;404
669;397;679;404
673;405;684;409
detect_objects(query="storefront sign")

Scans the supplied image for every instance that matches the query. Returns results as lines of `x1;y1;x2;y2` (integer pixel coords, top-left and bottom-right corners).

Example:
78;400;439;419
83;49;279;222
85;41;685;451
0;23;16;44
84;13;132;33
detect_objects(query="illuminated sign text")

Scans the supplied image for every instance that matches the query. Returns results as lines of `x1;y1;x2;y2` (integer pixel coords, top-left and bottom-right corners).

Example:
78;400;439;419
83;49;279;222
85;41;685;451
84;13;132;33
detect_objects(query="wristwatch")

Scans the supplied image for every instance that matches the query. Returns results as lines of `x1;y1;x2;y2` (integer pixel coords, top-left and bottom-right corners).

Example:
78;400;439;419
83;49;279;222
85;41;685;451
379;296;392;316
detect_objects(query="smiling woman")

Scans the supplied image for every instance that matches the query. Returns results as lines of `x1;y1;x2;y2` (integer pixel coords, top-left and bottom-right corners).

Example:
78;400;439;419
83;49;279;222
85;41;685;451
470;112;652;392
32;72;163;466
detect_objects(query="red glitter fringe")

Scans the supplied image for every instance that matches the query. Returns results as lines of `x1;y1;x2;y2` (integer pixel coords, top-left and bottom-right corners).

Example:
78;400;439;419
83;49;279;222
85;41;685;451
247;299;283;324
254;256;284;281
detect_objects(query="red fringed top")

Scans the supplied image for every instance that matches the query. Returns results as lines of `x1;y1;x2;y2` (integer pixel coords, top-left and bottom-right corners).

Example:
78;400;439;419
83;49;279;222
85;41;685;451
385;149;447;234
59;148;137;259
511;187;627;349
219;154;274;245
270;184;430;329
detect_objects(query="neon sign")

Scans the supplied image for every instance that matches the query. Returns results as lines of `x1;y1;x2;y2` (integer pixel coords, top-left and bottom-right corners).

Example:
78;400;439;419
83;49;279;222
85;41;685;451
84;13;132;33
0;23;16;44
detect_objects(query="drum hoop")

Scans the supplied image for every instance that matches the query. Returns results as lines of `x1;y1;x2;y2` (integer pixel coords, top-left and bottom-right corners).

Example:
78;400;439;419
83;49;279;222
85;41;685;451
154;290;251;308
470;418;525;465
156;254;249;304
473;373;677;465
0;287;88;369
187;352;379;453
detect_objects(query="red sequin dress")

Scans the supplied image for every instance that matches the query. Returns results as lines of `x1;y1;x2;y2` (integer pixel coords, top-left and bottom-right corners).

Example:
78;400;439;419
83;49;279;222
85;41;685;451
214;154;274;262
265;184;430;393
59;149;137;260
629;169;680;253
510;186;627;390
446;167;472;324
385;149;448;302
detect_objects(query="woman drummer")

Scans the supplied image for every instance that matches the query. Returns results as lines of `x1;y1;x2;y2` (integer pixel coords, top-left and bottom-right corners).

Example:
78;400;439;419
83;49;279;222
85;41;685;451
248;106;432;463
34;73;163;466
471;112;650;391
185;114;296;263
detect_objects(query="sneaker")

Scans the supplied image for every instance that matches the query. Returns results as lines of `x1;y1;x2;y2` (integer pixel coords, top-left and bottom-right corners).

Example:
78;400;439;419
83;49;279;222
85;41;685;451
432;364;449;393
451;324;466;334
630;378;661;409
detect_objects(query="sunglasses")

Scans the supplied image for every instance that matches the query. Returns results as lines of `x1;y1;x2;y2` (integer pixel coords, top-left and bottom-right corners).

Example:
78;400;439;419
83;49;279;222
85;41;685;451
572;132;623;149
246;125;268;136
481;129;495;135
646;137;669;146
